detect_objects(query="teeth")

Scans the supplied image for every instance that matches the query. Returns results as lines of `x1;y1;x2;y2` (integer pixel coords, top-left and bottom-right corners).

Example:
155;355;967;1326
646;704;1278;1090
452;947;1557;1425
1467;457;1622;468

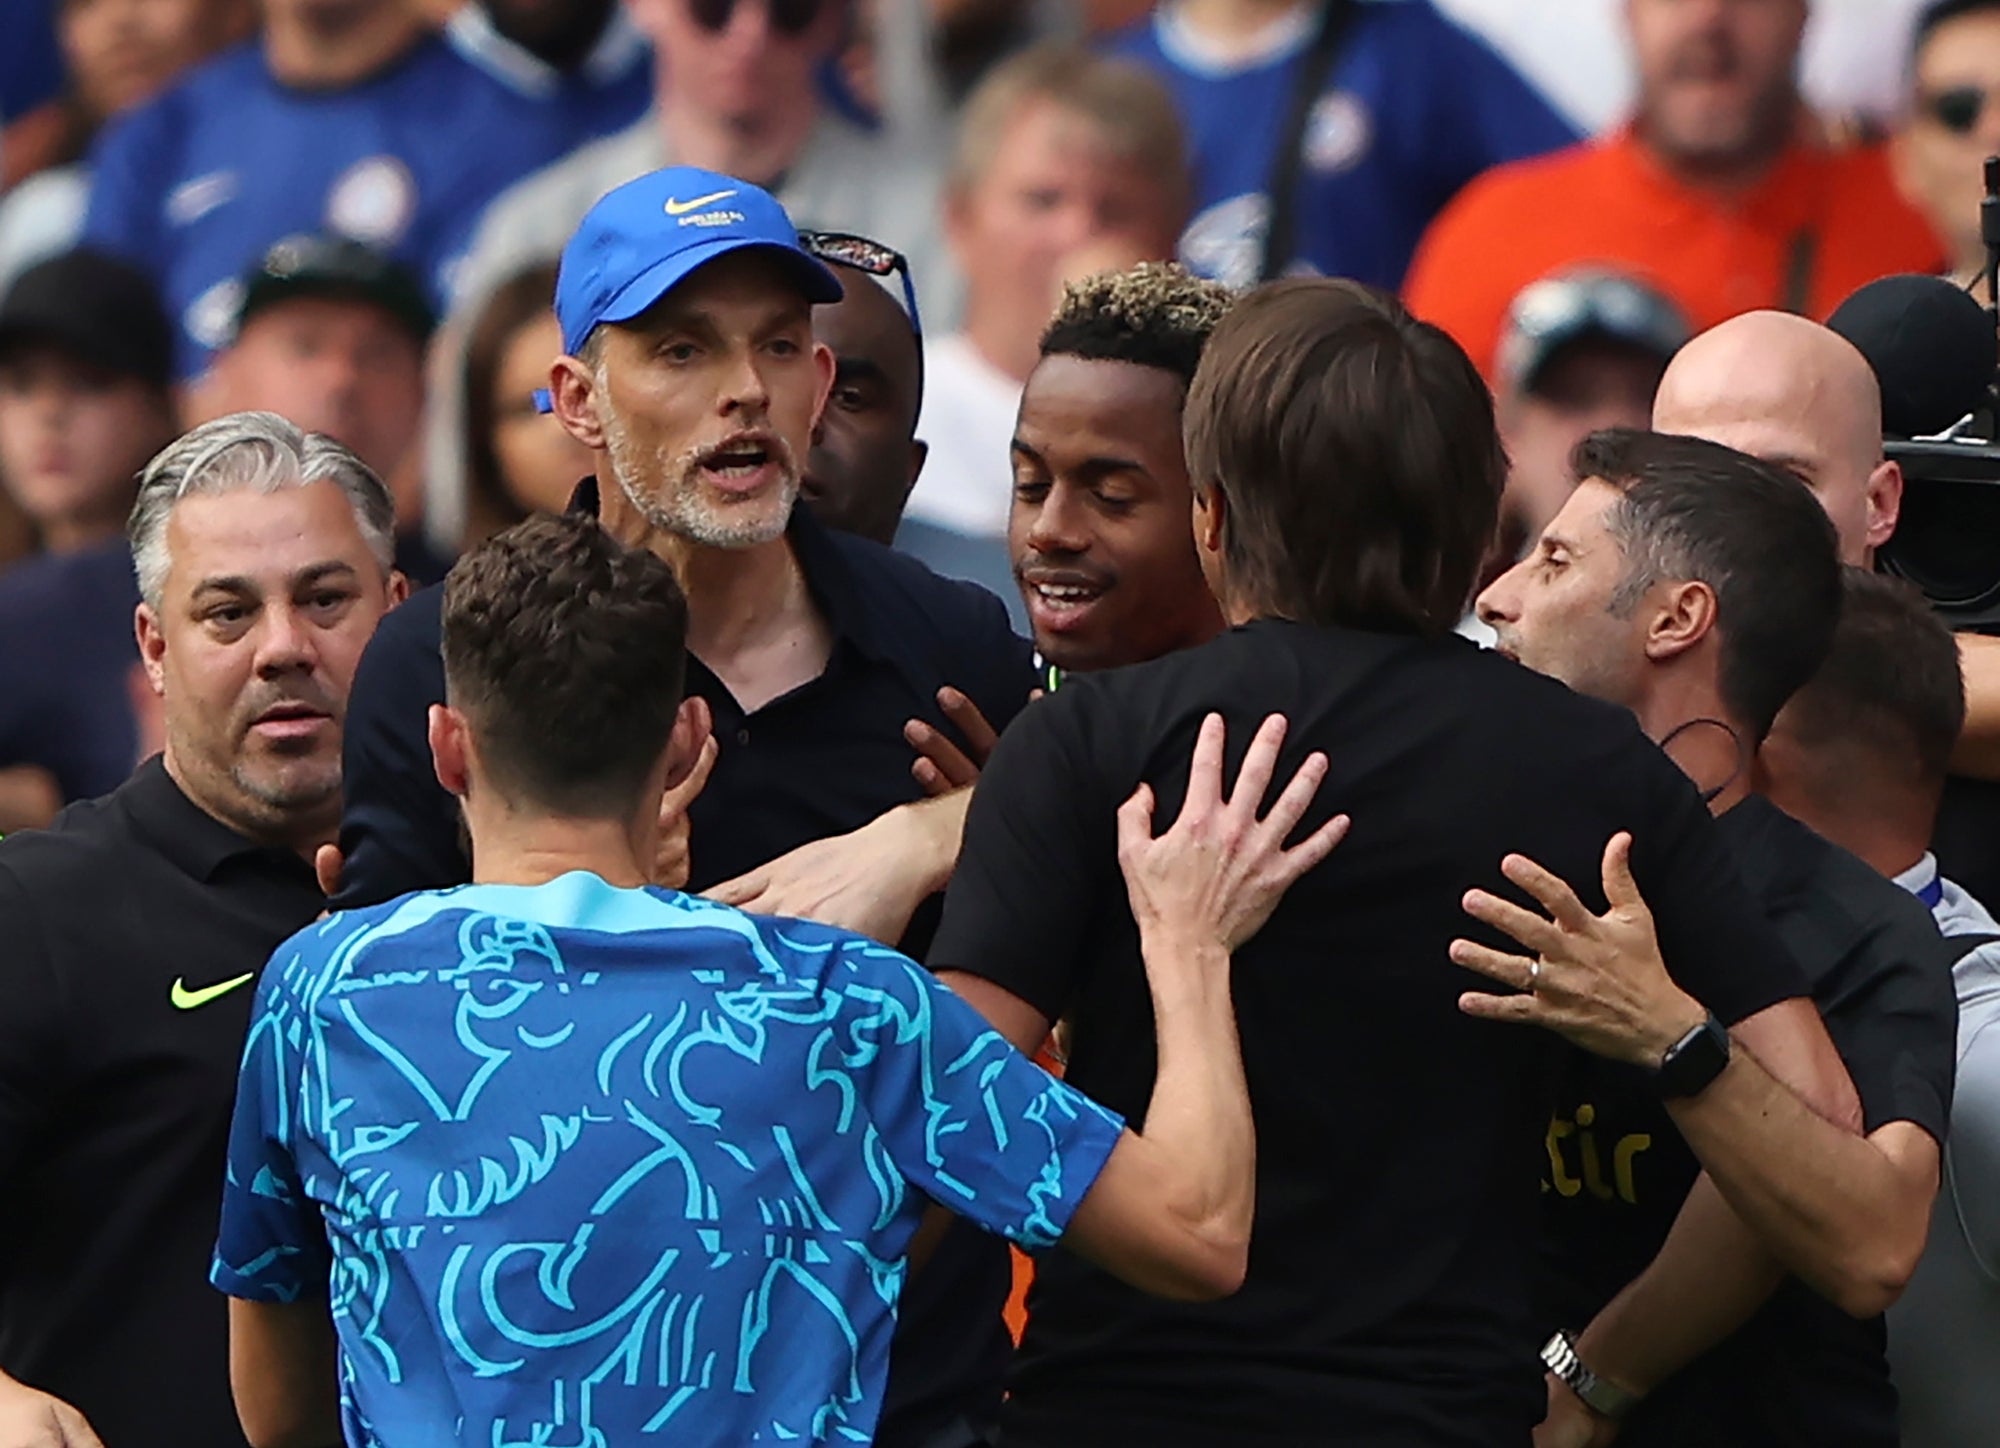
1035;584;1097;603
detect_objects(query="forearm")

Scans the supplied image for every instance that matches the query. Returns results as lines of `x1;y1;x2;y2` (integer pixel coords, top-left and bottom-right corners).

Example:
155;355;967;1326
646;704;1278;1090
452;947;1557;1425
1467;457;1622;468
900;787;972;895
1132;931;1255;1272
1573;1174;1784;1398
1666;1050;1932;1316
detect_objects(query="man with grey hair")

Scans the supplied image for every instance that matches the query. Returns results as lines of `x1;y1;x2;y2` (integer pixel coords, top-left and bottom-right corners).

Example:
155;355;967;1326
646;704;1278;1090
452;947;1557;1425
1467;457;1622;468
0;411;403;1448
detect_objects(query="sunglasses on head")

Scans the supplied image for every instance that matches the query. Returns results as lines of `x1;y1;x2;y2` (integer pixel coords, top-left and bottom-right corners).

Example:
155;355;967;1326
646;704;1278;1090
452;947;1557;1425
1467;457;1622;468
798;229;923;338
1924;84;1997;136
688;0;825;36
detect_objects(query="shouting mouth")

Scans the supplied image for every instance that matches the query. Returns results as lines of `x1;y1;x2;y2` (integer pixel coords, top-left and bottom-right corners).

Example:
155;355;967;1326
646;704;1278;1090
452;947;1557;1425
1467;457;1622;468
698;434;786;496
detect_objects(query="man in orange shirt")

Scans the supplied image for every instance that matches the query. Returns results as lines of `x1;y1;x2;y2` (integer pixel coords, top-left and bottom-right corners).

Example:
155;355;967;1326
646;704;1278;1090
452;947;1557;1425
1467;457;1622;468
1403;0;1946;382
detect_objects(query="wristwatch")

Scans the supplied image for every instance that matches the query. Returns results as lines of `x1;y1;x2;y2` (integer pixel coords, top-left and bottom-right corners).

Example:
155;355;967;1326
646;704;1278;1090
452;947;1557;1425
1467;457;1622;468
1541;1330;1641;1421
1654;1010;1731;1099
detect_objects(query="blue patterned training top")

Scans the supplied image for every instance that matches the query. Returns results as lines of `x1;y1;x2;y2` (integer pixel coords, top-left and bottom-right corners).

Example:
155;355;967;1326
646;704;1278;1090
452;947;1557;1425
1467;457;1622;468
211;872;1125;1446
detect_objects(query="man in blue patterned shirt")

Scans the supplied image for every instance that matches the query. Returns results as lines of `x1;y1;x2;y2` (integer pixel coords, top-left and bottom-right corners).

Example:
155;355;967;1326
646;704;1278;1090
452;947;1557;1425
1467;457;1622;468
211;511;1346;1446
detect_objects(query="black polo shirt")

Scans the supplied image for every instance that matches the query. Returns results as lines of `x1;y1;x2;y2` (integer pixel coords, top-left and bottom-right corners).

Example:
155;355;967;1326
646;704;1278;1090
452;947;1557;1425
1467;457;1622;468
1540;794;1959;1448
332;488;1036;1447
0;758;323;1448
931;622;1806;1448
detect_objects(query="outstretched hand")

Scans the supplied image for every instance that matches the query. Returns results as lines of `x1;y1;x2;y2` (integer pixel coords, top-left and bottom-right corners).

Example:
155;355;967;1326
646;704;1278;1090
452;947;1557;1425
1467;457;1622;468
1117;712;1349;955
905;686;1004;796
1452;833;1707;1067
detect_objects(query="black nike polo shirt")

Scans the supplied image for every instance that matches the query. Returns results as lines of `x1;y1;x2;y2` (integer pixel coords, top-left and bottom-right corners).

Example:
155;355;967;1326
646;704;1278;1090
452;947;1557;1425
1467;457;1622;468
0;757;323;1448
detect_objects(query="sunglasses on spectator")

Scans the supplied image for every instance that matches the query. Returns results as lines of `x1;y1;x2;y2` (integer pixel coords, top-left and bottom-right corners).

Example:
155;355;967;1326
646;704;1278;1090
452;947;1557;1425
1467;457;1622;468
798;230;923;339
1923;84;2000;136
688;0;824;35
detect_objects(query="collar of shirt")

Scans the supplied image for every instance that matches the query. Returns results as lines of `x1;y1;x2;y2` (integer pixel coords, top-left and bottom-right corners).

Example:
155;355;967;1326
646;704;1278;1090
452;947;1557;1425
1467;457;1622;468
445;3;648;98
1601;126;1838;232
119;755;316;885
1894;850;1943;906
566;476;929;695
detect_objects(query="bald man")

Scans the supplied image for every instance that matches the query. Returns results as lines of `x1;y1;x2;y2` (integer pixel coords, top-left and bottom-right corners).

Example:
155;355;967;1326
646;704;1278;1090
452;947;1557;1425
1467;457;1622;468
1653;309;2000;881
1652;310;1903;565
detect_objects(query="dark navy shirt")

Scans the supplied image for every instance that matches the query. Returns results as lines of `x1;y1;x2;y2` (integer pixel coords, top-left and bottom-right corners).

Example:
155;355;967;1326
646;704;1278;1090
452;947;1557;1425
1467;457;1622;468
1107;0;1575;292
333;489;1034;1446
0;541;140;802
81;36;633;379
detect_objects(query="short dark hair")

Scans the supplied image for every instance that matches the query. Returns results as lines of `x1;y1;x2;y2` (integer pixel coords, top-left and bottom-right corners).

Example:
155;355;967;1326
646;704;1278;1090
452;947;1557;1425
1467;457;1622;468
1782;567;1965;786
1914;0;2000;59
1040;262;1235;388
1575;427;1843;741
1183;278;1505;635
442;513;688;817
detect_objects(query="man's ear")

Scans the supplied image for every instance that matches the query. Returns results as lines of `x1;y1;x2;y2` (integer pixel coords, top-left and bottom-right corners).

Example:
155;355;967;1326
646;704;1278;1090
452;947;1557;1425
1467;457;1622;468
1643;579;1719;664
386;569;411;607
1865;458;1903;554
662;695;713;793
551;354;606;450
134;602;167;695
1192;481;1227;556
429;703;472;799
809;340;836;431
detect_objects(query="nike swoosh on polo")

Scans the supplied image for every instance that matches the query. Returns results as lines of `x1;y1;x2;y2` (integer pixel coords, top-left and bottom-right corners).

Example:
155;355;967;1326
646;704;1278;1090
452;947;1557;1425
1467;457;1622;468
664;189;737;216
170;972;256;1010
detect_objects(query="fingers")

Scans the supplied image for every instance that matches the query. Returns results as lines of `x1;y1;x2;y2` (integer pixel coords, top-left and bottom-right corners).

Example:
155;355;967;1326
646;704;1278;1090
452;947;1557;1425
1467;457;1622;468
313;843;344;899
903;718;979;790
911;757;956;798
1224;712;1290;816
1458;990;1544;1025
1184;712;1228;813
1461;887;1567;959
54;1403;105;1448
1116;782;1157;859
937;686;1000;760
1600;832;1643;913
1258;748;1329;845
1501;852;1597;935
703;870;763;907
1277;810;1350;882
1448;937;1538;990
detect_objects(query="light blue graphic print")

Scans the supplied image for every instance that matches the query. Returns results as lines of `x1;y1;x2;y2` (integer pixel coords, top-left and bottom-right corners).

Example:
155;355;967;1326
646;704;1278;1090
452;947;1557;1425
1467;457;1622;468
212;873;1123;1447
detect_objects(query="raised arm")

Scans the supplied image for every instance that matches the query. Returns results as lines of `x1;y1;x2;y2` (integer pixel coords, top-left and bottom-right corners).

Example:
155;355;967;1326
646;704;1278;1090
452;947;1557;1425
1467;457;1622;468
1454;835;1933;1317
1059;713;1348;1299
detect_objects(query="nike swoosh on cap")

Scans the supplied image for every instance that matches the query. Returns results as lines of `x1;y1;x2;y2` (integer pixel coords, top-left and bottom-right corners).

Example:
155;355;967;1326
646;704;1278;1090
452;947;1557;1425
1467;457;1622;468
664;189;738;216
170;972;256;1010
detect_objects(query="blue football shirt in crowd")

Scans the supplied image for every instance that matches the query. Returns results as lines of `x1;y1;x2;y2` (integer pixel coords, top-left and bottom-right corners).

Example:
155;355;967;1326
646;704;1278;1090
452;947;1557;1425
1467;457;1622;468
1108;0;1576;291
81;36;631;380
212;873;1123;1446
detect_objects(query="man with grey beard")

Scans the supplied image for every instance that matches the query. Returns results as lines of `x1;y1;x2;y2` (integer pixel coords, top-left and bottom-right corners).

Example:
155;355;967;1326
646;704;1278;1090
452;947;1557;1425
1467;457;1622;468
326;168;1035;1448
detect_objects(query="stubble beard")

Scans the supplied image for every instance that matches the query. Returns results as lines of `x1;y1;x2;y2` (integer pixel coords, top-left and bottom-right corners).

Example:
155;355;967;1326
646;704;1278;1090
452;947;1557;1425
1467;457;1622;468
600;390;800;550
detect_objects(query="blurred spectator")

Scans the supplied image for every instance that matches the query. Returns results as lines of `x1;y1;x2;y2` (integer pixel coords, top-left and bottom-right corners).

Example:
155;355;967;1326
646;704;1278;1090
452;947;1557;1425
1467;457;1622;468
0;0;253;293
423;0;951;553
1894;0;2000;294
1436;0;1933;137
457;260;587;545
897;44;1185;611
1491;268;1688;575
80;0;643;383
0;0;66;185
1110;0;1575;293
0;249;176;827
799;233;929;545
1404;0;1947;380
443;0;651;134
202;234;448;582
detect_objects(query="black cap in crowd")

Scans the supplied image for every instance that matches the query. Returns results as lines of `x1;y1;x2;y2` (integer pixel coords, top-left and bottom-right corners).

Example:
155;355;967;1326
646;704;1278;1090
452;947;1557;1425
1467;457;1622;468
0;248;175;390
235;233;436;346
1497;268;1692;397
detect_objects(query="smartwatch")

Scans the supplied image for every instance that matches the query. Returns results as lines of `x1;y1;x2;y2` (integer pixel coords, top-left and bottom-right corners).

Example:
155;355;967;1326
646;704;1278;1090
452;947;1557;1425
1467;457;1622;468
1541;1330;1641;1421
1654;1010;1731;1099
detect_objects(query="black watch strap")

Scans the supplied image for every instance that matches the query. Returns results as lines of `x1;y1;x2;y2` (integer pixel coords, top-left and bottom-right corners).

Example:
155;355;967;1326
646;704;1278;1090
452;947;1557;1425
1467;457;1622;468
1654;1010;1731;1099
1541;1330;1642;1421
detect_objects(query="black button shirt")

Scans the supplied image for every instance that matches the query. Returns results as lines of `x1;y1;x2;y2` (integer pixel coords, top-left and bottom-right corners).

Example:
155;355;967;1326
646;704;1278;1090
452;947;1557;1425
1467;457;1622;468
332;491;1035;1446
0;758;324;1448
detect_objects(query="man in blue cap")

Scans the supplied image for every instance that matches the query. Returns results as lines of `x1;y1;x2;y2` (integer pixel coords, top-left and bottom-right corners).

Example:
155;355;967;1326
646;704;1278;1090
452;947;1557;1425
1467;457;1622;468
331;167;1036;1448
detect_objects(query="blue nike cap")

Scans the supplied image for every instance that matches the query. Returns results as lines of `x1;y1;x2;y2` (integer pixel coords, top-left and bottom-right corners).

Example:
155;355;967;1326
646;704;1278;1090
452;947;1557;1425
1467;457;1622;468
553;167;843;357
